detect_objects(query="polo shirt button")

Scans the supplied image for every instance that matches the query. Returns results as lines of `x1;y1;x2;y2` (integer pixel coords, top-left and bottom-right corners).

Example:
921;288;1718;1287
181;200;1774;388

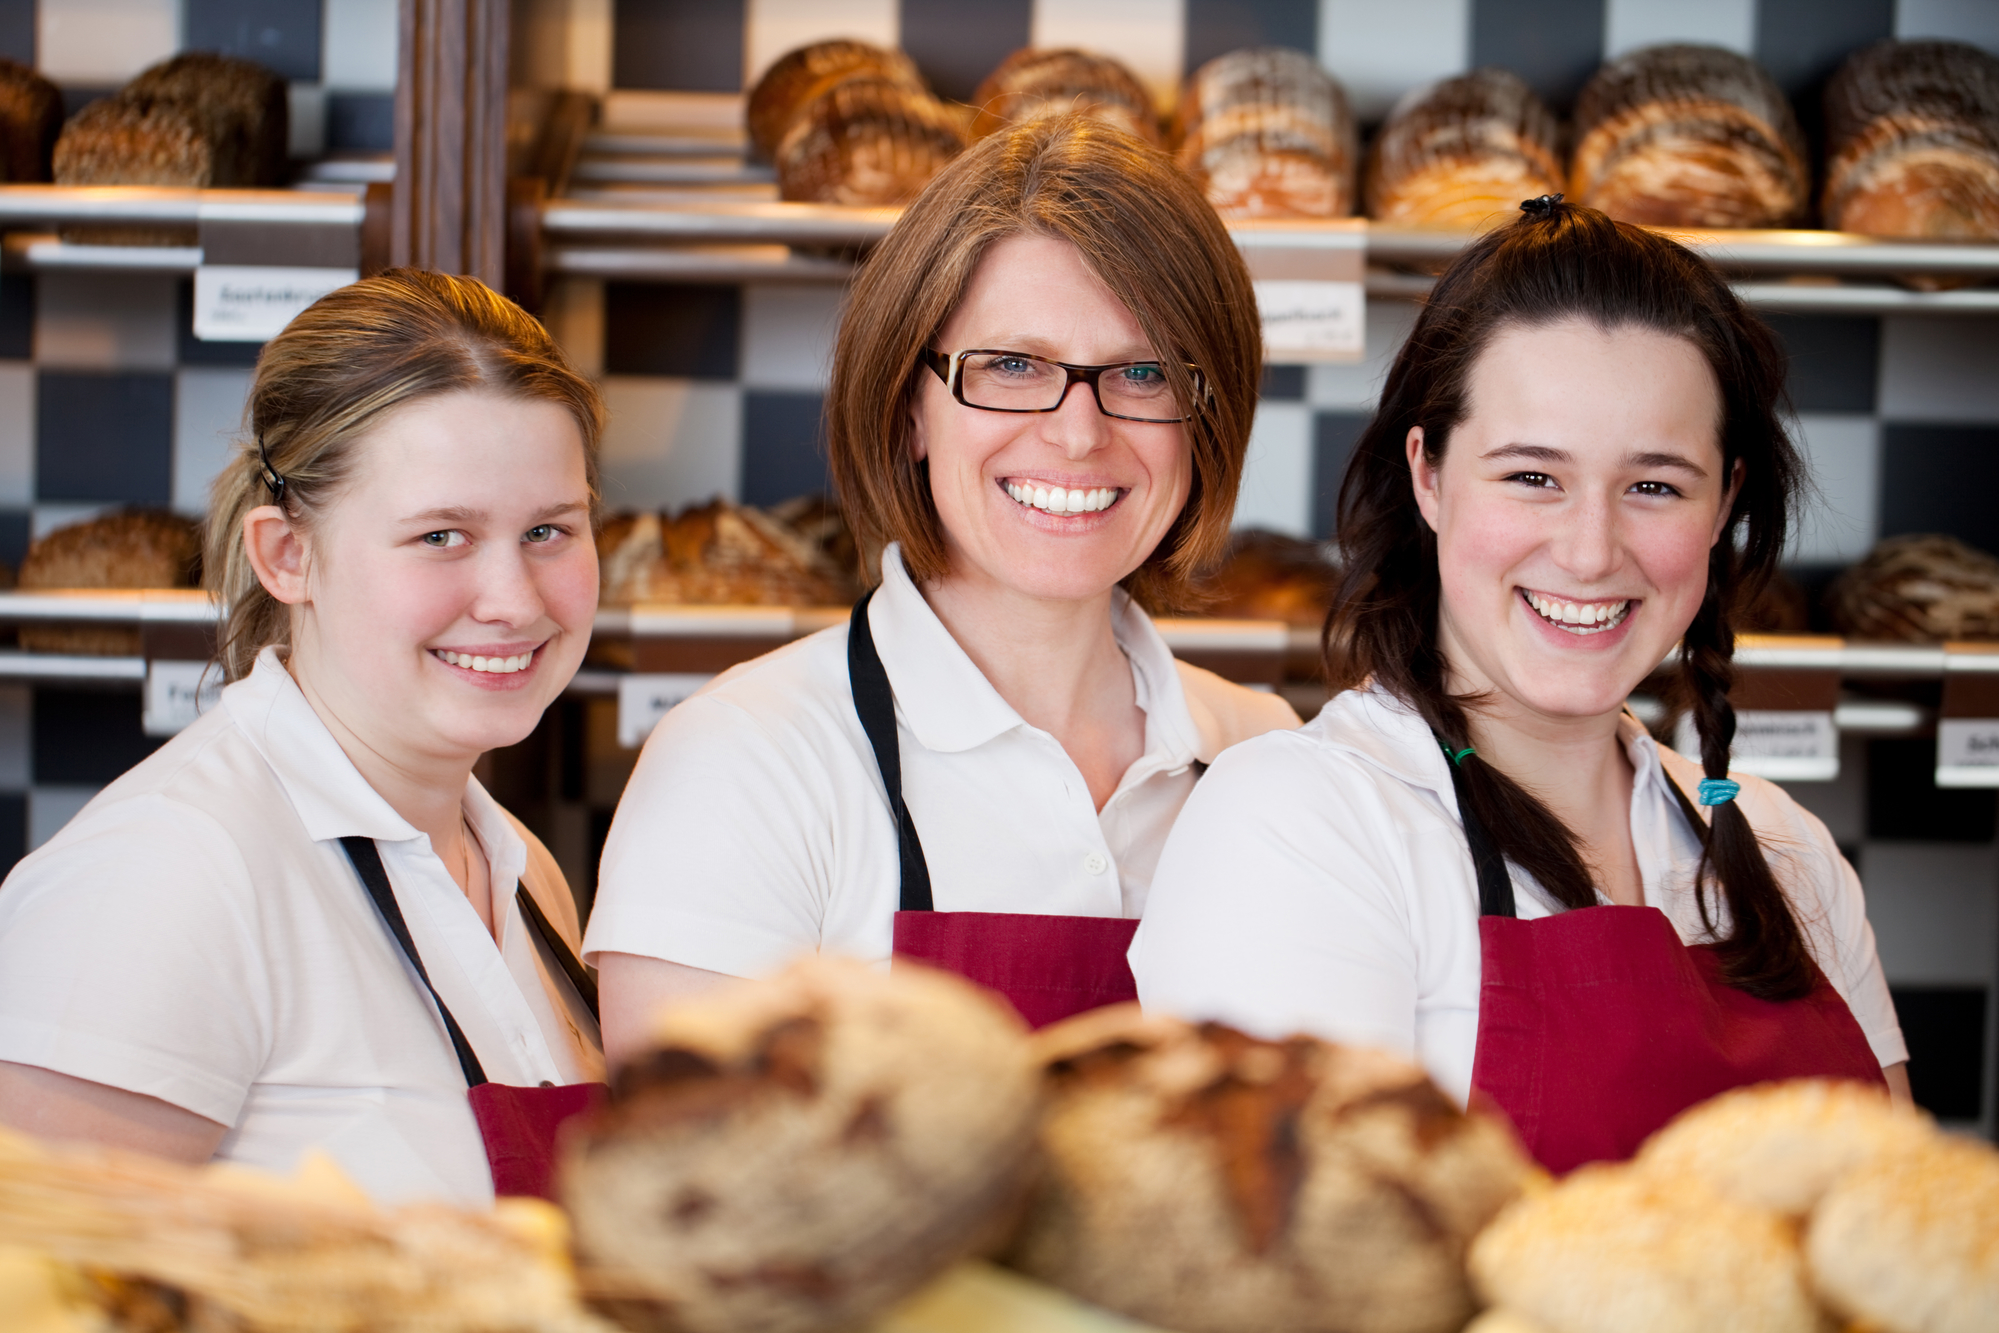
1084;853;1108;875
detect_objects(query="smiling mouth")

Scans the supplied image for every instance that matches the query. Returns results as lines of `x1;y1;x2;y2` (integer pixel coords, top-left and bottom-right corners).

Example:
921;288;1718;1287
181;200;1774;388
1521;589;1633;635
1002;479;1123;516
432;647;540;675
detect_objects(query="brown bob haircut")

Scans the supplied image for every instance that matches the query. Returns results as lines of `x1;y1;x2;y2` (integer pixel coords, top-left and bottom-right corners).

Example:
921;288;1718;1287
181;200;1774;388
826;112;1262;611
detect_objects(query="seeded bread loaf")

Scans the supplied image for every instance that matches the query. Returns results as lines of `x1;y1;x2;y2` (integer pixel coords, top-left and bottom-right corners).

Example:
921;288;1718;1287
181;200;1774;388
747;39;928;160
1177;47;1355;219
971;48;1159;145
0;57;61;183
17;510;203;656
1366;68;1563;228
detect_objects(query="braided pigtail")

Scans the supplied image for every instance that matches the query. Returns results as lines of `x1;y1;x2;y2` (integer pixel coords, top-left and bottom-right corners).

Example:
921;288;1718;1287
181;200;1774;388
1678;558;1816;1000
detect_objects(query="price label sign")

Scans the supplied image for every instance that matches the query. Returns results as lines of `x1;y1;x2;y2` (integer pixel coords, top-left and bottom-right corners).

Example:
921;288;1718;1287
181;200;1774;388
1252;279;1364;361
1936;719;1999;788
193;265;357;341
143;660;224;737
1676;710;1839;782
617;673;713;749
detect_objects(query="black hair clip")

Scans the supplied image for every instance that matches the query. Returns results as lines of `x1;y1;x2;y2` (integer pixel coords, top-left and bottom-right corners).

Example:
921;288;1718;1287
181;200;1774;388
1520;193;1565;216
257;437;288;507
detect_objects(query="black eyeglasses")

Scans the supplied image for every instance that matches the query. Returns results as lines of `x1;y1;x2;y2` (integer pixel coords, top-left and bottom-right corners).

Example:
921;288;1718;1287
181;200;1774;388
921;349;1206;424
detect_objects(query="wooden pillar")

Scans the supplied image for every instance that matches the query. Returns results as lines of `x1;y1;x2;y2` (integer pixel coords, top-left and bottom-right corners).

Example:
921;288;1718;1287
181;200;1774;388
394;0;511;285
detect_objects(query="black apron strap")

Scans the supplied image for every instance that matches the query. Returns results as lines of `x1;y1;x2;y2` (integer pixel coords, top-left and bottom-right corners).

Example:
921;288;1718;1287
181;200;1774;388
847;589;935;913
515;883;600;1021
1434;736;1517;919
340;836;489;1088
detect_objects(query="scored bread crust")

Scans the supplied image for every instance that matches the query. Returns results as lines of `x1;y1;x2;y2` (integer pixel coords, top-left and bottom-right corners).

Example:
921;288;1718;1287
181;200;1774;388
774;77;968;205
1807;1132;1999;1333
1365;68;1562;229
971;48;1160;144
747;40;928;160
1009;1007;1531;1333
1823;40;1999;241
1469;1166;1820;1333
561;957;1043;1333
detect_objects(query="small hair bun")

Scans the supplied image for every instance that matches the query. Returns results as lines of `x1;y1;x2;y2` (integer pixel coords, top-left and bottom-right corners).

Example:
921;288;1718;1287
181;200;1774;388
1519;193;1565;216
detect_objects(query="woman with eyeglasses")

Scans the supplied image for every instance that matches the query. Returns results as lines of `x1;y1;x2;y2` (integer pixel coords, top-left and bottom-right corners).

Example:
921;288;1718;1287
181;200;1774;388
588;114;1297;1054
1130;200;1908;1173
0;270;606;1203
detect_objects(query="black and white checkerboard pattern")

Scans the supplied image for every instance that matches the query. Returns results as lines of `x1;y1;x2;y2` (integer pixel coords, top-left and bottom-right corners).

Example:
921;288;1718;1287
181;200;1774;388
2;0;1997;1126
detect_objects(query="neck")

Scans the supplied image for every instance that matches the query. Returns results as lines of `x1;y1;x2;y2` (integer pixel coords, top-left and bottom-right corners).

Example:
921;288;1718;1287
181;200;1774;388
1458;689;1632;809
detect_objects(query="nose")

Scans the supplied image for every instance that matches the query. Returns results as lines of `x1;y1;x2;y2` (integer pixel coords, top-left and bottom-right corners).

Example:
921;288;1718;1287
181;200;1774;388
470;540;549;629
1039;376;1112;460
1549;488;1624;585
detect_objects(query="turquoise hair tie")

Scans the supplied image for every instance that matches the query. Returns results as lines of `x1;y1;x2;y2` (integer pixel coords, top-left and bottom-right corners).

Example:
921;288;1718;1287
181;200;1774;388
1439;741;1476;767
1697;779;1741;807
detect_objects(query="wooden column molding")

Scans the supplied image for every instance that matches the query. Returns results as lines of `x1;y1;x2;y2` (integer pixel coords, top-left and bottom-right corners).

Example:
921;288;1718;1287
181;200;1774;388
394;0;511;286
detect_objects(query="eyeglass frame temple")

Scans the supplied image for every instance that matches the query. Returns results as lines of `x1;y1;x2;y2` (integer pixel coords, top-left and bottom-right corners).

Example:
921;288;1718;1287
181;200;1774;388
919;348;1206;424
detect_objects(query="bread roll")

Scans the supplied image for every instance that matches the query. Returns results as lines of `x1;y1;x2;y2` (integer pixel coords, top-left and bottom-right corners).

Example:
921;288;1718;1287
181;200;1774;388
54;52;287;189
1823;39;1999;242
1007;1007;1532;1333
1807;1131;1999;1333
1571;45;1808;229
1178;47;1354;219
1470;1165;1820;1333
0;57;61;183
18;510;203;656
775;76;967;206
1829;534;1999;641
561;957;1042;1333
971;48;1158;145
747;39;928;161
1366;68;1562;229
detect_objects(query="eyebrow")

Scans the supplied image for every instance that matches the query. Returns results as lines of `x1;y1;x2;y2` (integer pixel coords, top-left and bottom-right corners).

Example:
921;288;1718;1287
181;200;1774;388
972;337;1157;363
399;500;591;526
1481;443;1710;478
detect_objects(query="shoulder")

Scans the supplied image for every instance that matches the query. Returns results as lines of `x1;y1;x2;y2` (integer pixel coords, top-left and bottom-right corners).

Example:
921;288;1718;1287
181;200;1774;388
1655;742;1834;854
1173;660;1301;760
676;624;860;749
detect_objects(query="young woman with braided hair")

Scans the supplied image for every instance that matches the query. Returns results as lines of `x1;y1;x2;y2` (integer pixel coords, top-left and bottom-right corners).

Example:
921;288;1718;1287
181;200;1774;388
1131;198;1908;1172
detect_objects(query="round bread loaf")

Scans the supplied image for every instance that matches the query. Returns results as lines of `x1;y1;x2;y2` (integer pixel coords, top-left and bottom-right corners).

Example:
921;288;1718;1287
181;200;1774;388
1178;47;1353;218
1470;1165;1820;1333
1823;40;1999;242
1807;1131;1999;1333
1205;529;1339;628
0;57;61;183
775;76;967;205
125;52;288;186
18;509;202;656
1830;534;1999;641
1571;44;1808;229
971;48;1158;144
561;956;1042;1333
747;40;928;160
1635;1079;1934;1216
1007;1007;1531;1333
1365;68;1562;228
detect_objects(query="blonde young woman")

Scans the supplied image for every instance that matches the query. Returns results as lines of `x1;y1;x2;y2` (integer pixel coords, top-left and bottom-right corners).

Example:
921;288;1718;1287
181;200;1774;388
0;270;606;1205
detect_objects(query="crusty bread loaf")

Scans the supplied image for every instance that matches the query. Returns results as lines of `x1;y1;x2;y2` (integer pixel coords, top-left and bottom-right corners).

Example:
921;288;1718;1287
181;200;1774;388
972;48;1158;145
1571;44;1808;229
747;39;928;160
1366;67;1562;229
0;57;61;183
562;957;1042;1333
1823;39;1999;242
1008;1006;1532;1333
1178;47;1354;218
54;51;287;189
17;510;202;656
598;498;860;609
1829;533;1999;641
775;76;967;205
1204;529;1339;627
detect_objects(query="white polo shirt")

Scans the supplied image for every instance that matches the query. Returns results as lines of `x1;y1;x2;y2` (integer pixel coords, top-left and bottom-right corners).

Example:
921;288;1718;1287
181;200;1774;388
585;543;1300;976
0;648;603;1207
1130;683;1908;1106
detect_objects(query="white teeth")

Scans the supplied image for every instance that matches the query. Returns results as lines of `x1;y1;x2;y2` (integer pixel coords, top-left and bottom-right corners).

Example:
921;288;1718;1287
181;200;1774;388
440;649;533;674
1005;482;1118;515
1524;592;1630;636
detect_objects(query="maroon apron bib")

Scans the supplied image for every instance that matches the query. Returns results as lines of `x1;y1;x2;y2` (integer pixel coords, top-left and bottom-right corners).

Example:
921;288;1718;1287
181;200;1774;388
848;593;1140;1029
1440;747;1885;1175
341;838;606;1200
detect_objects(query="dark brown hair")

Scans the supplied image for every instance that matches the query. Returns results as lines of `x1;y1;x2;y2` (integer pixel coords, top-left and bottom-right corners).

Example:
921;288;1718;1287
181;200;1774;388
206;268;604;681
1326;201;1814;1000
826;112;1262;610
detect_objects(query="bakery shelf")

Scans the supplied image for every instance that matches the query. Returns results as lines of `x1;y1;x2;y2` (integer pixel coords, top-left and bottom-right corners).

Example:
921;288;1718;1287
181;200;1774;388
4;234;203;272
0;185;364;228
0;651;148;682
546;243;855;282
0;590;216;623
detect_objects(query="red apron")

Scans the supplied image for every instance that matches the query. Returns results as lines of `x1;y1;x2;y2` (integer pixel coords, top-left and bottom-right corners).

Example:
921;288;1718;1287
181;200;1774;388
342;838;606;1200
849;593;1140;1029
1442;749;1886;1175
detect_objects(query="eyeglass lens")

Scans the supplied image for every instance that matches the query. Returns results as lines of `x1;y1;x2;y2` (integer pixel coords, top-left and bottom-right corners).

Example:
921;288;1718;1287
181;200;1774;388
957;352;1188;422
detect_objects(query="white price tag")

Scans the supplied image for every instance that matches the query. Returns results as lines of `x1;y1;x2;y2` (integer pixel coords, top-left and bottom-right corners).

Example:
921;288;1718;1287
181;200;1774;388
617;673;712;749
143;660;224;737
1252;279;1364;361
193;265;357;341
1936;718;1999;788
1676;710;1839;782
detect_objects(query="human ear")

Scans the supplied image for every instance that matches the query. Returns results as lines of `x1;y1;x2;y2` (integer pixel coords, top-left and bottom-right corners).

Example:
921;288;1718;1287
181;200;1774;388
908;388;930;463
1711;456;1746;546
1406;427;1442;532
243;505;310;604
